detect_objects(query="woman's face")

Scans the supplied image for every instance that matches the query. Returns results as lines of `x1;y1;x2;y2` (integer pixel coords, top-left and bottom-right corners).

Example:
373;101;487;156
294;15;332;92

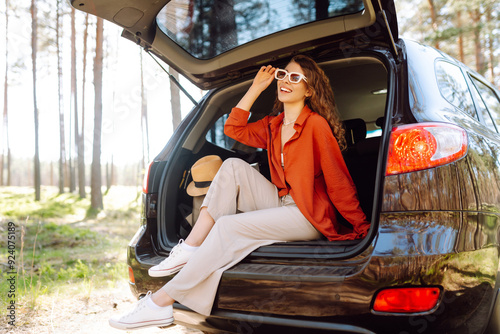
276;61;311;106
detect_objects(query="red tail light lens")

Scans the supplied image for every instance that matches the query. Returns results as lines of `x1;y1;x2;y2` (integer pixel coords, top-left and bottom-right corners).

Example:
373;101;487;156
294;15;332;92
386;123;467;175
143;161;154;193
373;287;441;313
128;266;136;285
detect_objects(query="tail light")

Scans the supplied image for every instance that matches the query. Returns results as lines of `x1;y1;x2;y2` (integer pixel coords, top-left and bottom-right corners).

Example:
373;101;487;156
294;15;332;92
128;266;136;285
143;161;154;193
372;287;441;313
386;123;467;175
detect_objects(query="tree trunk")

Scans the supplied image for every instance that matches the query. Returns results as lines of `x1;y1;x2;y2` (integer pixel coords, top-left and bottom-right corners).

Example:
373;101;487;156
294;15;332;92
56;0;66;194
164;7;182;132
315;0;329;20
70;7;77;193
485;8;495;84
169;68;182;129
471;8;486;75
50;161;54;186
106;156;113;192
78;14;89;199
2;0;10;186
31;0;40;201
140;51;149;169
427;0;440;49
457;10;464;63
91;17;104;211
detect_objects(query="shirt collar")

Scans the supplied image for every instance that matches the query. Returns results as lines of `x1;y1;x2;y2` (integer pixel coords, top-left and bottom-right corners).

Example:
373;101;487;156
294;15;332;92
269;105;313;130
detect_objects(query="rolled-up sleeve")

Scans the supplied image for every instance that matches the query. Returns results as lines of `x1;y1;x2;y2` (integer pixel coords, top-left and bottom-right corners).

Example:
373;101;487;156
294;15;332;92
224;108;269;149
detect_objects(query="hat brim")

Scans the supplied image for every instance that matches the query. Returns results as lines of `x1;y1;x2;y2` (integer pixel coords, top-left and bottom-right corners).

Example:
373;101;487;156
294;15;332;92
186;181;210;197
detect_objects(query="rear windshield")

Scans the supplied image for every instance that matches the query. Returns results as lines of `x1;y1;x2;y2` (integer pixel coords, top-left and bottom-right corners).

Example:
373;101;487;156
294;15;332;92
156;0;365;60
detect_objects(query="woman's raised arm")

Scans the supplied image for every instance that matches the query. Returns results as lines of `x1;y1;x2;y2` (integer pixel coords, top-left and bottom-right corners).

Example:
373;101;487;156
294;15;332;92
235;65;276;111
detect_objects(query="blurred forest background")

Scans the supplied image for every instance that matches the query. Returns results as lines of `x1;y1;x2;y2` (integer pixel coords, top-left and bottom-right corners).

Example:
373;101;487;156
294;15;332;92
0;0;499;211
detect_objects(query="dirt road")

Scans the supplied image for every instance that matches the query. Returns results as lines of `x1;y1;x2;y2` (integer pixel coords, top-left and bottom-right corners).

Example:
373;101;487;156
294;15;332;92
4;280;202;334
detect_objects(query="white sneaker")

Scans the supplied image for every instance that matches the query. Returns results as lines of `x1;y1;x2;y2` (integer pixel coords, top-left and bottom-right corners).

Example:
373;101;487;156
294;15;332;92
148;240;195;277
109;292;174;330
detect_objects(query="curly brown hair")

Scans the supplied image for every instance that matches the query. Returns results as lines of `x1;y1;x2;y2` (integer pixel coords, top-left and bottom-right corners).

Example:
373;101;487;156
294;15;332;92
272;55;346;151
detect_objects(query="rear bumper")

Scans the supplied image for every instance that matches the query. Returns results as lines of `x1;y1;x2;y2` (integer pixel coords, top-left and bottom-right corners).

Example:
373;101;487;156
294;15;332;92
172;304;375;334
127;210;500;334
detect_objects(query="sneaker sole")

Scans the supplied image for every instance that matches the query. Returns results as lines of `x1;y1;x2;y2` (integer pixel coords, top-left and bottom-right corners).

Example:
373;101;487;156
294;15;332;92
148;262;186;277
109;316;174;330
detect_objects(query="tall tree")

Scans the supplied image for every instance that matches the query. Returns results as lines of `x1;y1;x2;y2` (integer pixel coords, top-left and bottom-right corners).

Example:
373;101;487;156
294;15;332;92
78;13;89;198
470;7;486;75
169;68;181;130
56;0;66;194
484;1;498;84
426;0;440;49
456;10;465;63
106;156;113;192
31;0;40;201
181;0;237;59
2;0;11;186
140;51;150;169
70;6;77;193
397;0;499;86
90;17;104;210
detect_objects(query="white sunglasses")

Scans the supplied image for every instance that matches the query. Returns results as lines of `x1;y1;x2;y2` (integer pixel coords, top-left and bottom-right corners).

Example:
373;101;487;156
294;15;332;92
275;69;308;84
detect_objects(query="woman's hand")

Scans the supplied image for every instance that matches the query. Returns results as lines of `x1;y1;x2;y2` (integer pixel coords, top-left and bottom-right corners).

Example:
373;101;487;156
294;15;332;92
251;65;276;93
235;65;276;111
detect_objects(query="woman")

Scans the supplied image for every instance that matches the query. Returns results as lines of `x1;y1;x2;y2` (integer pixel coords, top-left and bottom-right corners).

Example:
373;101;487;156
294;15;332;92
109;55;370;330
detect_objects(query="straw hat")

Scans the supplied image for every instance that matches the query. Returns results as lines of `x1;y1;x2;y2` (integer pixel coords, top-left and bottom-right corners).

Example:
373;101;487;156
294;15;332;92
186;155;223;196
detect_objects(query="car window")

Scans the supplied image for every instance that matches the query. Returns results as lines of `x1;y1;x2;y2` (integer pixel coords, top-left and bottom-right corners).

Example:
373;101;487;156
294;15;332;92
206;113;267;155
206;114;236;150
435;61;477;119
156;0;364;59
467;76;498;132
470;76;500;132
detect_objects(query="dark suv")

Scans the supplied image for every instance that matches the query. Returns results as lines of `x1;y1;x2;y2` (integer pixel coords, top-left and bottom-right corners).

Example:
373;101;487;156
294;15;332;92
72;1;500;333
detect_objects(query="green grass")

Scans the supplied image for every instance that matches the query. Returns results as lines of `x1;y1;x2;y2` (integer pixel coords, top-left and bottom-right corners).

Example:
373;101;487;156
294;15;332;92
0;187;90;219
0;186;142;319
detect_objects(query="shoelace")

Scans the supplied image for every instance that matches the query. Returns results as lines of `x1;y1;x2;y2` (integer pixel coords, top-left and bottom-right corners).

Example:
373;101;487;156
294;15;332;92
125;291;152;317
158;240;183;268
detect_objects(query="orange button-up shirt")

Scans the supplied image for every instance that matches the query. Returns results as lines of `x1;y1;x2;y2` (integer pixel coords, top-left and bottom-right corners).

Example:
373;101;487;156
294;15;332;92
224;106;370;240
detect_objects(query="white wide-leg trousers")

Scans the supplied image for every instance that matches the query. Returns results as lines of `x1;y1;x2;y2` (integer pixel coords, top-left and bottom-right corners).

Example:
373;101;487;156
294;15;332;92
162;158;321;315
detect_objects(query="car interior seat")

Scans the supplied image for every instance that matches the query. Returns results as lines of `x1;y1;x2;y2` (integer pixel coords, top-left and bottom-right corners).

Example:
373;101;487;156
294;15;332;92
342;118;381;222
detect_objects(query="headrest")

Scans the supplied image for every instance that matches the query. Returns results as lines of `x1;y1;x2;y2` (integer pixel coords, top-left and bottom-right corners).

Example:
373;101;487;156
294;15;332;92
376;117;385;129
343;118;367;146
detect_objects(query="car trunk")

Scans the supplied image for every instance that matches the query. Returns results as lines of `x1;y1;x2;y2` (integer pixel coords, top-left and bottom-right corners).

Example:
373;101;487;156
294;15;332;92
146;52;393;318
154;54;389;263
69;0;397;257
71;0;398;316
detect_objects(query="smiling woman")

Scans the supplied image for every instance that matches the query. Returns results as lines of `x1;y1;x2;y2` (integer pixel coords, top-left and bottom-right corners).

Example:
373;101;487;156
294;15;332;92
107;52;370;331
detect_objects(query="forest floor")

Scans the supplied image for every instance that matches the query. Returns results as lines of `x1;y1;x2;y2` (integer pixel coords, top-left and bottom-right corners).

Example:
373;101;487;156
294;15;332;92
0;186;202;334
